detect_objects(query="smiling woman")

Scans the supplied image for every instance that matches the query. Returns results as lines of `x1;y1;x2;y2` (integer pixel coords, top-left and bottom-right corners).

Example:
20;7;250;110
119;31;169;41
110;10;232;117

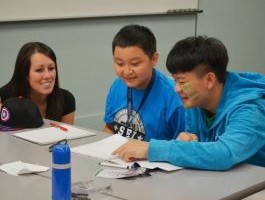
0;42;76;124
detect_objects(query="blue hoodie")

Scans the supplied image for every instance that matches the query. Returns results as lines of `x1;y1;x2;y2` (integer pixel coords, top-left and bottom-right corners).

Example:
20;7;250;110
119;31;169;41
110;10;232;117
148;71;265;170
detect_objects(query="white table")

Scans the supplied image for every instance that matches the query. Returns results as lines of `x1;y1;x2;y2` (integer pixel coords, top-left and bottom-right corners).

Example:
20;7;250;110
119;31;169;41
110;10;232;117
1;124;265;200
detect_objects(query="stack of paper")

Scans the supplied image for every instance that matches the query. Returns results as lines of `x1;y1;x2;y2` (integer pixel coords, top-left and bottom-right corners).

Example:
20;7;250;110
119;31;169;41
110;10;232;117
71;134;127;160
71;134;182;171
12;125;96;145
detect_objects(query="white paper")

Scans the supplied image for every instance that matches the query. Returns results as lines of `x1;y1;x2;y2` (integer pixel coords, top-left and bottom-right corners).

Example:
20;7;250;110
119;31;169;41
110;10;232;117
95;166;149;179
95;168;133;179
12;125;96;145
71;134;182;171
110;158;182;171
0;161;49;176
71;134;128;160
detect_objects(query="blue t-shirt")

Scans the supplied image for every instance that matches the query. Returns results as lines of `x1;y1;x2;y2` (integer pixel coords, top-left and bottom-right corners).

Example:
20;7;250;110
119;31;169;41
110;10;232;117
104;69;185;141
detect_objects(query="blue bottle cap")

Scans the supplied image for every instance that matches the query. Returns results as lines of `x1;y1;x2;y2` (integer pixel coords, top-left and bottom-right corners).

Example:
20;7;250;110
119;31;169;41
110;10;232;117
52;144;70;165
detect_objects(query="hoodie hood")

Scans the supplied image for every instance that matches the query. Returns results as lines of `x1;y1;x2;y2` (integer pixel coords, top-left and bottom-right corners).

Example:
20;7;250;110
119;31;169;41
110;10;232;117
215;71;265;124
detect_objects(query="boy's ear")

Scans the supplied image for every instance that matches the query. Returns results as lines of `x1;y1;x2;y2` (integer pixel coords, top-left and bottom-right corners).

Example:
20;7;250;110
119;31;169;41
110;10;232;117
204;72;217;89
151;52;159;67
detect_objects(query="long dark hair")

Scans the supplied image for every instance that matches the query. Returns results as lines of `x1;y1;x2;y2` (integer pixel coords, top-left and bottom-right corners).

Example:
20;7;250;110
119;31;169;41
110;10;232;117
2;42;63;121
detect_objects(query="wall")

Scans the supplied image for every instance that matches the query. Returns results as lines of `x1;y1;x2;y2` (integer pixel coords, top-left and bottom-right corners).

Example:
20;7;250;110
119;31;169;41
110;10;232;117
0;0;264;130
198;0;265;73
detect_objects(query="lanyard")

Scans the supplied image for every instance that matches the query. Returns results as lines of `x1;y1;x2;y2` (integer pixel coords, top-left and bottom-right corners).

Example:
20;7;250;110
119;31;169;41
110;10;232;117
126;70;155;126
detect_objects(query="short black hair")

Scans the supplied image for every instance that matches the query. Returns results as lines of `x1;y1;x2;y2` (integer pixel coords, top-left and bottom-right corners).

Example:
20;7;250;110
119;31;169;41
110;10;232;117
112;24;156;58
166;36;229;83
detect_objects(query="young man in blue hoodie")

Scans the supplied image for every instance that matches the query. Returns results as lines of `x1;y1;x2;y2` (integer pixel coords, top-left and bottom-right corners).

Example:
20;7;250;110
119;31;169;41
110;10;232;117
113;36;265;170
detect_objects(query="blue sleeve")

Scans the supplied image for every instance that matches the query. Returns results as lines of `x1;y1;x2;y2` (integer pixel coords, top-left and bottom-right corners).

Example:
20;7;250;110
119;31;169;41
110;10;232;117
164;77;185;139
104;84;115;124
169;106;185;139
148;102;265;170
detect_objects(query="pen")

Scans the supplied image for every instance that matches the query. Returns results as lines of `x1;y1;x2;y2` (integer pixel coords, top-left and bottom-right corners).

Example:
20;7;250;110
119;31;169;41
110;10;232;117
99;162;132;169
50;122;68;132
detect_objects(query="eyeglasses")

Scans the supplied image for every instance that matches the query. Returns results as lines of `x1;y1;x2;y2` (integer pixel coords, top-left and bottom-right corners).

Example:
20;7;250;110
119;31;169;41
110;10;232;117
49;139;68;152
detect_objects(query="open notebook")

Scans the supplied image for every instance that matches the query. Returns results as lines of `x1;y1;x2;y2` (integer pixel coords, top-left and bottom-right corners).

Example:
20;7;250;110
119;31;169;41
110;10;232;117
12;125;96;145
71;134;182;171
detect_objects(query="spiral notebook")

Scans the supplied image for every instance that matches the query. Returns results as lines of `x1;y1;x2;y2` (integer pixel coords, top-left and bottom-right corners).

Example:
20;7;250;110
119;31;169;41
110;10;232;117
12;125;96;145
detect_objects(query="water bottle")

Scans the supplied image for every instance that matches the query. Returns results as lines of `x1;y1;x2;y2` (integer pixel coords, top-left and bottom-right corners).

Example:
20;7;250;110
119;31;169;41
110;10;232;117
52;144;71;200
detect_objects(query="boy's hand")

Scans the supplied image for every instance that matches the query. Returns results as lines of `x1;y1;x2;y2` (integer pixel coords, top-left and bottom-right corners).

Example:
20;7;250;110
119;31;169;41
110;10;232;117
177;132;198;142
112;140;149;162
103;124;115;134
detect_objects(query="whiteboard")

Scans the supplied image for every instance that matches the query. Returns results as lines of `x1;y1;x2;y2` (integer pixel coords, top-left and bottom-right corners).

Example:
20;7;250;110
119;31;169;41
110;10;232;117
0;0;199;22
